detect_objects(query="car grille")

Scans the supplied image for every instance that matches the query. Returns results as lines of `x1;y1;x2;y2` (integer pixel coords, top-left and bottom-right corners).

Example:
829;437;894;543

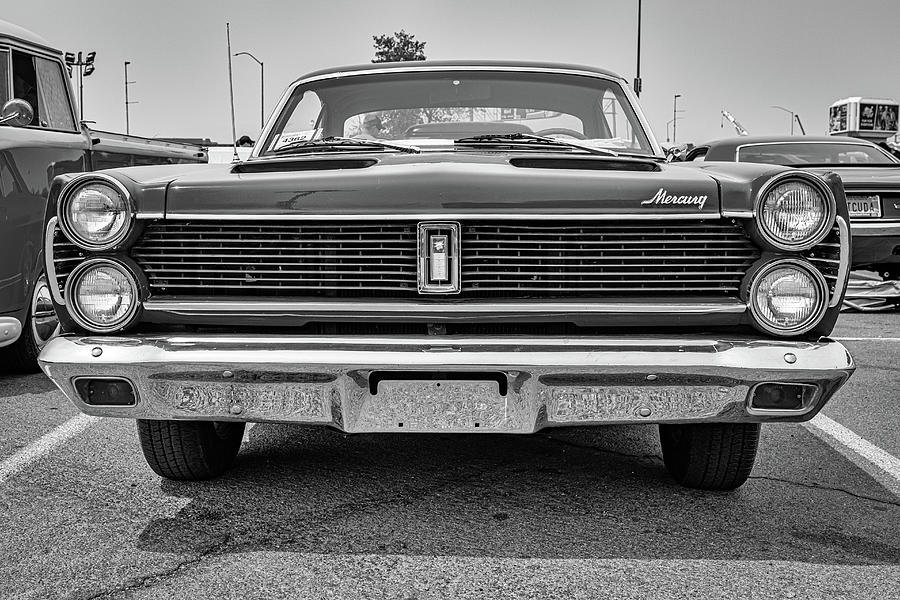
52;220;771;300
94;219;759;299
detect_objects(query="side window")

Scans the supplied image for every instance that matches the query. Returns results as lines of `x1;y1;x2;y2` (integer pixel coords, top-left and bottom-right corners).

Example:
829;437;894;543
34;57;75;130
10;50;76;130
0;49;9;104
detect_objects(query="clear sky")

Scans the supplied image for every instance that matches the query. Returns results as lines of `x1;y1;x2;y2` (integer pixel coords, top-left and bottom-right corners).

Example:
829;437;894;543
6;0;899;145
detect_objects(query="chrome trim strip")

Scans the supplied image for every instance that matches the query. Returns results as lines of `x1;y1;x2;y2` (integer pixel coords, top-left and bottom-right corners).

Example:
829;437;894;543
253;64;662;160
831;216;851;308
45;217;65;306
162;212;722;221
38;334;855;430
142;299;748;316
136;212;164;219
0;316;23;348
722;210;755;218
849;220;900;232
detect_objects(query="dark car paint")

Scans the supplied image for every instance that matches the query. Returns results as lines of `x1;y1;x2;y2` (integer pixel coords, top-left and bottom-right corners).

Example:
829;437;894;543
0;125;89;324
45;152;850;341
688;135;900;270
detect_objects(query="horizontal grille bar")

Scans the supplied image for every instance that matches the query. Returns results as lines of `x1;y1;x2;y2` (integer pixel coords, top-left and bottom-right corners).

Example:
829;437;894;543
118;219;761;299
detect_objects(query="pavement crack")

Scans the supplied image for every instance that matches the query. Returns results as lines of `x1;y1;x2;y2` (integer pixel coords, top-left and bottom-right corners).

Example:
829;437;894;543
75;534;232;600
749;475;900;508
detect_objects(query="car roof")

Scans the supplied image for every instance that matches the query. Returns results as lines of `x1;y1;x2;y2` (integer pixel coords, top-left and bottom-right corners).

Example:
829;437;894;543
0;19;58;54
697;135;879;152
292;60;625;85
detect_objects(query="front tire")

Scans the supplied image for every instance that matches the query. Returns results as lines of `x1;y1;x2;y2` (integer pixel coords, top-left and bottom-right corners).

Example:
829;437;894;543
137;419;245;480
659;423;760;490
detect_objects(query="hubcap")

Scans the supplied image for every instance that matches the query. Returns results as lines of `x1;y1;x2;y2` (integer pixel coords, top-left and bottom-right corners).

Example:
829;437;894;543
31;278;60;347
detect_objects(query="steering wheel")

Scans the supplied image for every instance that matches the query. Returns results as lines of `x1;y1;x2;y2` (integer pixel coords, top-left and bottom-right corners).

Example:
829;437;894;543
534;128;587;140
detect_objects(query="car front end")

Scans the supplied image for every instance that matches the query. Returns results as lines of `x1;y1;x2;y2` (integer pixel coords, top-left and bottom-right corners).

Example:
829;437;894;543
38;62;855;489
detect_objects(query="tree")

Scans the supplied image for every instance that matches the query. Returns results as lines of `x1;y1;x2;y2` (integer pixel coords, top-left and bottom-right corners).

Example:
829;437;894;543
371;30;426;63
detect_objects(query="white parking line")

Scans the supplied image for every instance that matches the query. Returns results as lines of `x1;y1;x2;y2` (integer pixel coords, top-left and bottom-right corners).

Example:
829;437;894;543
834;337;900;342
803;414;900;499
0;414;101;485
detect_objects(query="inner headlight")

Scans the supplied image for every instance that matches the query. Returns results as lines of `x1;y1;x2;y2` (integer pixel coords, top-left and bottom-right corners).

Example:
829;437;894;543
59;176;132;250
757;175;834;251
66;260;139;332
749;260;828;336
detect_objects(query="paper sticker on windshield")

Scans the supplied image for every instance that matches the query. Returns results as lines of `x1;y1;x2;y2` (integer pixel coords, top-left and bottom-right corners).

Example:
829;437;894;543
273;129;321;150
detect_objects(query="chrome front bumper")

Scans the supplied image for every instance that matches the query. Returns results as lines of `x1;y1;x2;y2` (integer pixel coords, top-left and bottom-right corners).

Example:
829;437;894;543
39;334;855;433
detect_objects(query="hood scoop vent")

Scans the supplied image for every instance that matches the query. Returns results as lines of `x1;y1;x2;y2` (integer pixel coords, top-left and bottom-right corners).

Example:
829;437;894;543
232;158;378;174
509;157;660;172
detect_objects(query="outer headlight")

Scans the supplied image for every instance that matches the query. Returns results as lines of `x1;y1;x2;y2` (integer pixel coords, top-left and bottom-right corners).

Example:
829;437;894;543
65;259;139;332
58;175;132;250
748;260;828;336
756;174;835;251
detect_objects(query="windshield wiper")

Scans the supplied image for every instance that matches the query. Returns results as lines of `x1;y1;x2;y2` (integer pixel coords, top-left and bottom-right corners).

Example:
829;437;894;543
272;136;420;155
454;133;619;157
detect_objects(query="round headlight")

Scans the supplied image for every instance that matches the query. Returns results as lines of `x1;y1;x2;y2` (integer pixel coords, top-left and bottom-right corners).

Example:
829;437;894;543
757;175;834;250
59;176;132;250
749;260;828;336
66;260;139;332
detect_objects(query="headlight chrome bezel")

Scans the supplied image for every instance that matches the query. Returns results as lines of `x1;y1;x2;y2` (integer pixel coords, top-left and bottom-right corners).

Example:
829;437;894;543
64;258;140;333
57;174;134;251
754;172;836;252
747;258;829;337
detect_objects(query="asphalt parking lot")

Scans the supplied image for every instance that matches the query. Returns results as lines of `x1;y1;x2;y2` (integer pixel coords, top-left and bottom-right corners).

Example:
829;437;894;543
1;313;899;599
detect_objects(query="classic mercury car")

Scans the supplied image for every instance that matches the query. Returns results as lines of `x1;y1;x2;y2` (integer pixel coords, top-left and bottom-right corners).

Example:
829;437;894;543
38;61;855;490
0;19;206;371
684;136;900;279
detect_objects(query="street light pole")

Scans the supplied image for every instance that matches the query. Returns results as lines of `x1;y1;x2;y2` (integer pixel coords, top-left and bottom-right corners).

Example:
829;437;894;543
634;0;642;96
234;51;264;130
672;94;682;143
64;51;96;121
771;105;796;135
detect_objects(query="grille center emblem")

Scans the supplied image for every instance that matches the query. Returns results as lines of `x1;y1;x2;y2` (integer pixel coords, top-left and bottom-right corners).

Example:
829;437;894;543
417;222;460;294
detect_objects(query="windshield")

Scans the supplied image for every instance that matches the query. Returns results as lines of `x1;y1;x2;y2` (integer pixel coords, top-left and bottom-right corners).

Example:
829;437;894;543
261;69;654;156
737;142;897;166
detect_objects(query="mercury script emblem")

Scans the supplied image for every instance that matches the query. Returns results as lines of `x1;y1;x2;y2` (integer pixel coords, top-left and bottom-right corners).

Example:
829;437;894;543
642;188;708;211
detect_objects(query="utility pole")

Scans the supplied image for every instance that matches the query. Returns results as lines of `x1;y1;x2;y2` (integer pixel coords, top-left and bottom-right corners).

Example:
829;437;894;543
234;51;265;130
64;51;96;121
672;94;682;143
124;61;138;135
634;0;642;96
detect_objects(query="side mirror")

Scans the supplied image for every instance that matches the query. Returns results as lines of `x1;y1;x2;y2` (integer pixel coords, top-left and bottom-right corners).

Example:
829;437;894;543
0;98;35;127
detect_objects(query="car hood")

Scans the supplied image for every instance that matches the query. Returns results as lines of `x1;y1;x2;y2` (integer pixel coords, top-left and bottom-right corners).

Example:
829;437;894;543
122;153;732;218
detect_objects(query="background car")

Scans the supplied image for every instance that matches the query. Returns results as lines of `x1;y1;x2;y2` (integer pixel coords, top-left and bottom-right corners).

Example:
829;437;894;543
0;20;206;371
684;135;900;279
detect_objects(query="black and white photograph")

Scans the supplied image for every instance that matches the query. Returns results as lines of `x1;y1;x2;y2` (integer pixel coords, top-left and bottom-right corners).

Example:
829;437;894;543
1;1;899;598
